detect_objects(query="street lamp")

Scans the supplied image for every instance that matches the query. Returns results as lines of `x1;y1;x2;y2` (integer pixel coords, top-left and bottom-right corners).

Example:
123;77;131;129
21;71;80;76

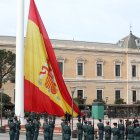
70;87;76;131
0;88;4;127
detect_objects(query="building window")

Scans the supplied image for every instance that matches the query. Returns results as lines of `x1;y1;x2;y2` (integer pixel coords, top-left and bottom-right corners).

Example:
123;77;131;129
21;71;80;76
58;61;63;75
77;90;83;98
115;64;120;77
77;62;83;76
132;90;136;102
97;63;102;76
115;90;120;100
97;90;102;100
132;65;136;77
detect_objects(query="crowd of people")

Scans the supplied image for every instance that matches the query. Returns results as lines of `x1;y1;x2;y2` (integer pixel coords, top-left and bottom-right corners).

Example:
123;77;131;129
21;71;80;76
7;111;140;140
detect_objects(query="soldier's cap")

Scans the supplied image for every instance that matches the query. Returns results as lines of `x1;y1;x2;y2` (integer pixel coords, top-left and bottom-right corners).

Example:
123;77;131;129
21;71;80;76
84;120;87;124
113;123;117;125
9;118;13;121
26;118;31;122
88;121;92;125
106;121;109;124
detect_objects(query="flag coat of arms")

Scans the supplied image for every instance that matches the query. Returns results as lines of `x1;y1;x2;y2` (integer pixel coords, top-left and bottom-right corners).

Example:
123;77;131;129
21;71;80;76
24;0;80;117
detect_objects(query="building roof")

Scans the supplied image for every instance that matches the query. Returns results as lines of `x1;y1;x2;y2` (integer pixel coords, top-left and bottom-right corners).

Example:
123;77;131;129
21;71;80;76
117;31;140;49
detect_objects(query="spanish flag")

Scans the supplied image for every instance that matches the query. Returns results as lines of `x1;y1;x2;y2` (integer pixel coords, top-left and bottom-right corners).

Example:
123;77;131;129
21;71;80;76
24;0;80;117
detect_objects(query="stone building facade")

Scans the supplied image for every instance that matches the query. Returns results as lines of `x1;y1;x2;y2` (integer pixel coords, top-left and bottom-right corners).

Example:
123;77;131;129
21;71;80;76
0;32;140;105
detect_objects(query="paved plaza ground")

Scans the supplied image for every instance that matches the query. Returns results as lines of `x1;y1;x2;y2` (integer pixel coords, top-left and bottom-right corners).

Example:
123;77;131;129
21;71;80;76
0;133;68;140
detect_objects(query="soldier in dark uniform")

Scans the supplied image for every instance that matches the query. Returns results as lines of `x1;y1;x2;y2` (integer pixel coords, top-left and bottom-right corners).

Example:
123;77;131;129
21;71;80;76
30;112;35;122
104;121;111;140
82;120;88;140
63;121;71;140
127;121;134;140
133;117;139;128
8;118;16;140
87;121;94;140
25;118;32;140
97;119;104;140
14;116;21;140
118;119;125;140
125;119;129;140
61;119;65;140
33;117;41;140
49;116;55;140
134;122;140;140
112;123;120;140
30;119;35;140
77;119;83;140
43;118;50;140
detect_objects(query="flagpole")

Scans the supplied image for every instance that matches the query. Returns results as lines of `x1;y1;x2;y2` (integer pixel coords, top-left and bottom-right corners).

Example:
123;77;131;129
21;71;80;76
15;0;24;124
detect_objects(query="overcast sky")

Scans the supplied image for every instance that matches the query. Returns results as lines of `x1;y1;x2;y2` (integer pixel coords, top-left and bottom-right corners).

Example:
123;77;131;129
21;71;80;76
0;0;140;43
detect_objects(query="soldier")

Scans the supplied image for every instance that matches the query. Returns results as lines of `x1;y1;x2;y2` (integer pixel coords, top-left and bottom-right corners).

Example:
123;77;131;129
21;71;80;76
82;120;88;140
14;116;21;140
112;123;120;140
125;119;129;140
30;112;35;122
25;118;32;140
33;117;41;140
61;119;66;140
87;121;94;140
104;121;111;140
97;119;104;140
49;116;55;140
133;117;139;128
118;119;125;140
30;119;35;140
77;119;83;140
134;122;140;140
43;118;50;140
63;121;71;140
127;121;134;140
8;118;16;140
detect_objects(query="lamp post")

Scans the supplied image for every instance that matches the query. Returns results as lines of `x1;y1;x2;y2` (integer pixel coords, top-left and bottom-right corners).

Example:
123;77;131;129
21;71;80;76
70;87;76;131
0;88;3;127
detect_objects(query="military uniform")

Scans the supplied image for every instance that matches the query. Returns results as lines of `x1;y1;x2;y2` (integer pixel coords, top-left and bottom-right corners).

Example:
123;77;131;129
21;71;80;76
49;117;55;140
87;122;94;140
30;121;35;140
118;121;125;140
82;121;88;140
33;118;41;140
8;118;16;140
61;120;65;140
77;119;83;140
97;120;104;140
104;123;111;140
112;123;119;140
14;117;21;140
134;124;140;140
127;123;134;140
63;122;71;140
43;120;50;140
25;119;32;140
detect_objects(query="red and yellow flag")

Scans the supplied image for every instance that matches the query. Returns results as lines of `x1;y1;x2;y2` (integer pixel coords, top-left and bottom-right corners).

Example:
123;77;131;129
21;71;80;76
24;0;80;117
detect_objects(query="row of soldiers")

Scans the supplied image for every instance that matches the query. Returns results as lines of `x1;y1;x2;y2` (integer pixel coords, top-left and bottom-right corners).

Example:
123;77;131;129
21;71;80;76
8;112;55;140
25;112;56;140
75;117;140;140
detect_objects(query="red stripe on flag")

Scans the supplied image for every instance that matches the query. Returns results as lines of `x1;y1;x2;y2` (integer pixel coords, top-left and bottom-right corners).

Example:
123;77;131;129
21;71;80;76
24;79;65;116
